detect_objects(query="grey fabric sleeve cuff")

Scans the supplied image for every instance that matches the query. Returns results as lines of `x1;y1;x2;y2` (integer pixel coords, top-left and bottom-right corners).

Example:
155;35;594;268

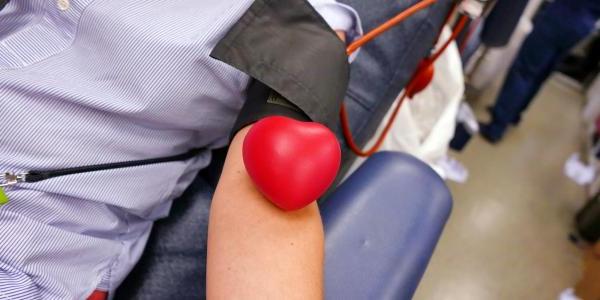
210;0;350;131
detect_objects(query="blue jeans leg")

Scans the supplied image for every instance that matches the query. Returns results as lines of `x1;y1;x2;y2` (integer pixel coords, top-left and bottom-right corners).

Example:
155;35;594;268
488;0;596;138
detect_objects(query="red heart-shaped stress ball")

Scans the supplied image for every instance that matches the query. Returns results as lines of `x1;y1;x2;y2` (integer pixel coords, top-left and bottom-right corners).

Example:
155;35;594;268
243;116;341;211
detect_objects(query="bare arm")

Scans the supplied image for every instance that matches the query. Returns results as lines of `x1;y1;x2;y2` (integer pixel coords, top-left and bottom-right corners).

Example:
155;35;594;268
206;126;325;299
207;30;346;299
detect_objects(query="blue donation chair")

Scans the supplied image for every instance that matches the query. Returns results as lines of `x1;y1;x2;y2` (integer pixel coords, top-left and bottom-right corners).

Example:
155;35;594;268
322;151;452;299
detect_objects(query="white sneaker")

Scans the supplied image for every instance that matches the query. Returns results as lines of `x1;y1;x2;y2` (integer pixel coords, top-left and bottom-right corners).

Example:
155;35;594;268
436;156;469;183
558;288;582;300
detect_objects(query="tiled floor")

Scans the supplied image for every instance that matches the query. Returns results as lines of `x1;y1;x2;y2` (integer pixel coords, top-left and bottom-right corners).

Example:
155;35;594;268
413;76;587;300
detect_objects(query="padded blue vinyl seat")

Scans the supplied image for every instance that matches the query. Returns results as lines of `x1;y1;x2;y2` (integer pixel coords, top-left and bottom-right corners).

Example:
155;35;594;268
321;151;452;299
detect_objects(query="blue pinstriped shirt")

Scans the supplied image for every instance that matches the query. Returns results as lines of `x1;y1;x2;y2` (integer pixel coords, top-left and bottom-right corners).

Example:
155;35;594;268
0;0;360;299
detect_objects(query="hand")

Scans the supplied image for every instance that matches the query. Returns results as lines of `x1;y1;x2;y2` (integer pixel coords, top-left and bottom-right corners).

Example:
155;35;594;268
336;30;346;43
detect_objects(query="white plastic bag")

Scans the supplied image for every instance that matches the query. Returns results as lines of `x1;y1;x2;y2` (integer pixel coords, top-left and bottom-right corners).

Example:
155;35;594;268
564;153;596;186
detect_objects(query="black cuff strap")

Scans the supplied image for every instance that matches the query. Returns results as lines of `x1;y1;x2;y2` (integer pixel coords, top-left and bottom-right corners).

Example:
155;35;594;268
231;79;310;139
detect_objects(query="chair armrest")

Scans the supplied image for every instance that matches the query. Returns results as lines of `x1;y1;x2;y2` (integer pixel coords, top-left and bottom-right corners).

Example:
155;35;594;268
321;151;452;299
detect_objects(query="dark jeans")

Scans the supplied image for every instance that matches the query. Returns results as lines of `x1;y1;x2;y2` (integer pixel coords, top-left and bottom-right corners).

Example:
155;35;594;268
488;0;597;136
115;174;213;299
115;0;452;298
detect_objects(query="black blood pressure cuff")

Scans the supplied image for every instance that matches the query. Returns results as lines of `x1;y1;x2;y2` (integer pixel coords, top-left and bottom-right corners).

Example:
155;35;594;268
210;0;350;133
231;80;310;136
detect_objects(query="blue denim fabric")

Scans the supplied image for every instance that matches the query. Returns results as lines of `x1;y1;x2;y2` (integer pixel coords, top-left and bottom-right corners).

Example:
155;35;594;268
336;0;452;172
116;1;453;298
487;0;597;137
116;174;213;299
